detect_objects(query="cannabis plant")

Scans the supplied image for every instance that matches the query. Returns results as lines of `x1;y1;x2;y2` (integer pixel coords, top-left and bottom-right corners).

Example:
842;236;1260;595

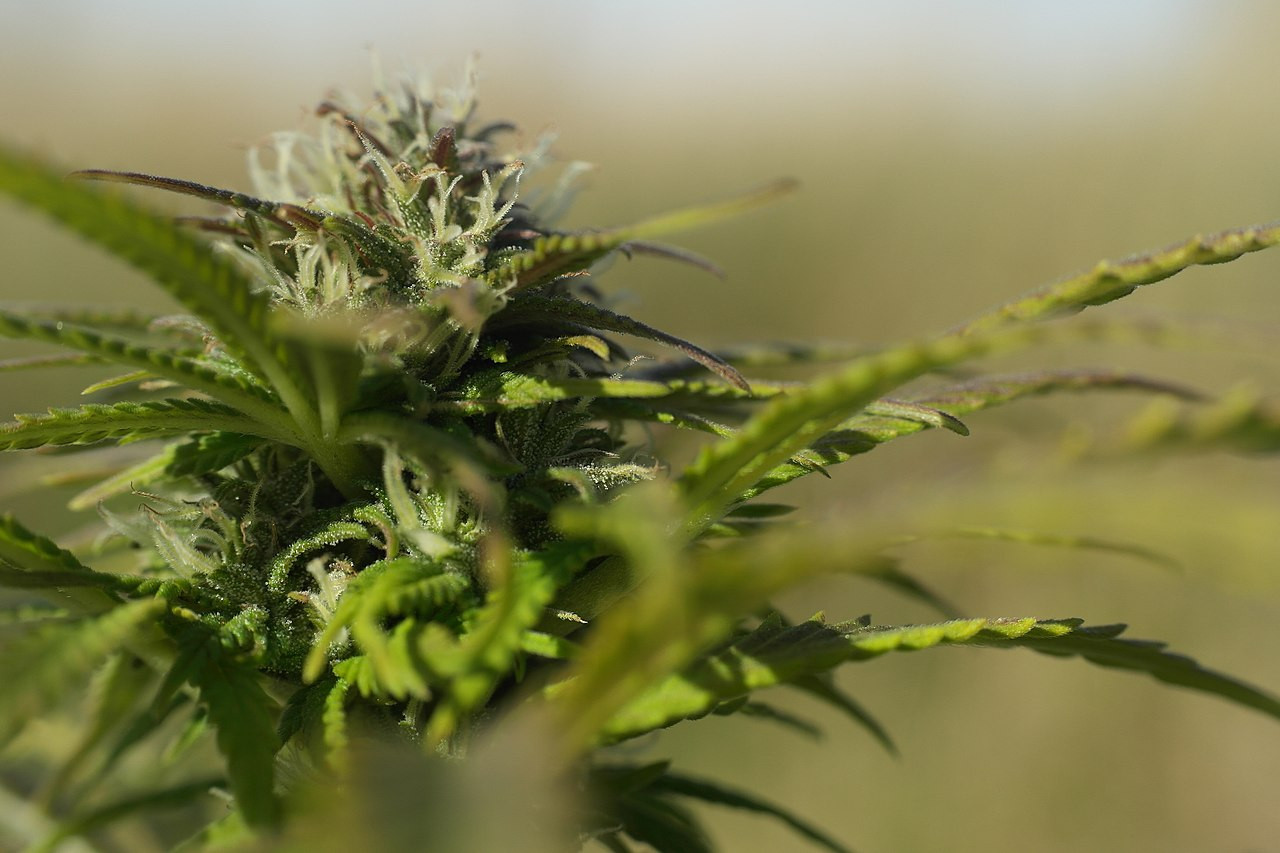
1;70;1278;852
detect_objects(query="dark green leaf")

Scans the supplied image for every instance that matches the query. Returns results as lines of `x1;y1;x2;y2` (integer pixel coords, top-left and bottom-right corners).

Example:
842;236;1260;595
70;432;263;510
493;296;748;390
727;700;823;740
0;146;317;424
654;773;853;853
181;633;282;829
788;673;897;755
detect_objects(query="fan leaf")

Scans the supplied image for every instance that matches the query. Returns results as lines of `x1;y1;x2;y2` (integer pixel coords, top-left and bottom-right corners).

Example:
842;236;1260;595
0;399;289;452
0;306;286;421
0;598;166;745
0;145;317;430
178;632;281;829
957;219;1280;335
596;616;1280;745
493;296;748;390
652;773;852;853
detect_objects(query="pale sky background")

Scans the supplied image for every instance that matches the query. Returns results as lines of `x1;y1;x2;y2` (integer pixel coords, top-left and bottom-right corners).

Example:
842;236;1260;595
2;1;1216;145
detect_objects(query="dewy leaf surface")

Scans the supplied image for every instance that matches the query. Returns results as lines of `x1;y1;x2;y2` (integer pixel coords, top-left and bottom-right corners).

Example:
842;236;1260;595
651;773;853;853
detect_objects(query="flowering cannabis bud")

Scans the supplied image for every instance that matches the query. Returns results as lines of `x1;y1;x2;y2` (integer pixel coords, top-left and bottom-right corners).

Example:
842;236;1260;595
0;68;1277;851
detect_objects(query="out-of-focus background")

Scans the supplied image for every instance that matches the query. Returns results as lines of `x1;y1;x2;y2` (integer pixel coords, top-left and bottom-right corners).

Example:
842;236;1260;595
3;2;1280;850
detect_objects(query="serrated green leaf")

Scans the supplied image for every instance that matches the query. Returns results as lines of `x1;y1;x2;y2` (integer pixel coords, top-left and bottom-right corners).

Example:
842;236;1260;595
743;369;1198;499
636;340;871;381
0;564;134;592
653;773;852;853
0;146;317;428
0;306;285;418
0;352;103;371
301;558;471;688
0;399;288;452
424;540;597;744
878;397;972;434
921;369;1202;411
597;616;1280;746
682;320;1216;521
0;598;166;745
0;514;119;613
275;677;331;748
788;673;898;754
320;676;352;768
725;700;823;740
548;487;893;752
6;304;168;334
70;433;263;510
956;219;1280;335
180;633;281;829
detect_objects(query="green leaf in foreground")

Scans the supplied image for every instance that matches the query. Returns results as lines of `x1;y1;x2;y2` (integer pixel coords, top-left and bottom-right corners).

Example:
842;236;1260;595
180;634;281;829
0;598;166;745
0;144;315;424
680;321;1221;523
